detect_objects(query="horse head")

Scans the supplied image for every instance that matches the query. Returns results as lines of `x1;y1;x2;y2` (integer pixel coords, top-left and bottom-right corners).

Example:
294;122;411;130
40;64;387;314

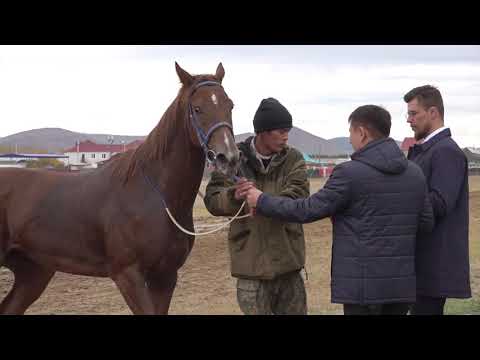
176;62;240;178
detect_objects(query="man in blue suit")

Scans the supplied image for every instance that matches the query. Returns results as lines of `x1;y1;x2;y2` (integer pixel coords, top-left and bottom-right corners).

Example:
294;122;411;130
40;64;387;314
404;85;471;315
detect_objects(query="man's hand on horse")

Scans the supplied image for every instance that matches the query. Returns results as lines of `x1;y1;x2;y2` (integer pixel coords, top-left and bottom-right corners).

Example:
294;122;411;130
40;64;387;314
234;178;255;200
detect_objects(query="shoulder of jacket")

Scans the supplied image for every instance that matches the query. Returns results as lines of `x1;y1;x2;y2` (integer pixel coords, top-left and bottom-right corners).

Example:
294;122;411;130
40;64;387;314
325;161;351;180
335;160;356;172
285;146;304;160
237;139;255;159
432;139;466;158
237;139;249;151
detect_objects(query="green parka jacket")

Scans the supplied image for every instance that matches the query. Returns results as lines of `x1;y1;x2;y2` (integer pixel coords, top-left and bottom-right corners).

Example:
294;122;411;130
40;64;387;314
204;136;309;279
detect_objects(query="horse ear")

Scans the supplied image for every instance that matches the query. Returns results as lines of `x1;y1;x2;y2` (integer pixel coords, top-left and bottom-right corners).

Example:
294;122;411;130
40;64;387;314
215;63;225;83
175;62;194;86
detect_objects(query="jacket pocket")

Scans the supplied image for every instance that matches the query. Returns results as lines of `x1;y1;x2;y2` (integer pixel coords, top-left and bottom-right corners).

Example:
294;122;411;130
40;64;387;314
284;223;305;264
230;226;250;252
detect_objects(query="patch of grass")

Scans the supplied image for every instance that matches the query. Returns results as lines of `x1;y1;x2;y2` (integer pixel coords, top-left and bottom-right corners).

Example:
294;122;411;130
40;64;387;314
445;297;480;315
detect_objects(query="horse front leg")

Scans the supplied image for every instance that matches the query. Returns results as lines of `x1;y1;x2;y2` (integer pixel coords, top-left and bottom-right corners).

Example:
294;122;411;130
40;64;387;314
0;253;55;315
147;271;178;315
112;264;155;315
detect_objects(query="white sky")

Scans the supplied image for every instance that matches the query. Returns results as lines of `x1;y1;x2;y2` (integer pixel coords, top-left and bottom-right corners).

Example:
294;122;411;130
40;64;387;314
0;45;479;147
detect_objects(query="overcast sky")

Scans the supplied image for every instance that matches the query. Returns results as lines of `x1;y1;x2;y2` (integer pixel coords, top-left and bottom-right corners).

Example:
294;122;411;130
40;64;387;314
0;45;479;147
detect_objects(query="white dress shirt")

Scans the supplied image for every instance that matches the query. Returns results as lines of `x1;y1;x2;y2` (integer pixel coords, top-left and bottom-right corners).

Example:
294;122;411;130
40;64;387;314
421;126;449;144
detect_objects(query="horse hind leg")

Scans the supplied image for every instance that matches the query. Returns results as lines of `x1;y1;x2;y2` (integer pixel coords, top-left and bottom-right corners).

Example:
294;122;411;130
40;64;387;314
0;253;54;315
147;270;178;315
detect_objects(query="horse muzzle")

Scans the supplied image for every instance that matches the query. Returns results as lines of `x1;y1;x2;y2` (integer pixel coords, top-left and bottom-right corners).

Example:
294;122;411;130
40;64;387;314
211;149;241;178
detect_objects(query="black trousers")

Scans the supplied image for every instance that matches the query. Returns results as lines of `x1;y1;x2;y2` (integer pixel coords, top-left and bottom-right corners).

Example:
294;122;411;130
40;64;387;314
409;296;446;315
343;303;410;315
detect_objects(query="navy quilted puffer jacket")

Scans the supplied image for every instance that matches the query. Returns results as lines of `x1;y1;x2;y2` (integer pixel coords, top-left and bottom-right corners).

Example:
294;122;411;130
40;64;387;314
256;137;434;304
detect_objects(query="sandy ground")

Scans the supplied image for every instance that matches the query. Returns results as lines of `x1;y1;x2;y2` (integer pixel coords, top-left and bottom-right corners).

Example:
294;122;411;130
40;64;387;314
1;177;479;315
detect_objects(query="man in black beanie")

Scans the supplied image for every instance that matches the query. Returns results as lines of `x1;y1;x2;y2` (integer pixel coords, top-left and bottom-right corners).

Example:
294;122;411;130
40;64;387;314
204;97;310;314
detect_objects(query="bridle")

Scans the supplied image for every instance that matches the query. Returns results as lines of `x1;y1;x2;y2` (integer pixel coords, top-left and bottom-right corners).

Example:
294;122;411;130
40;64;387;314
188;80;234;164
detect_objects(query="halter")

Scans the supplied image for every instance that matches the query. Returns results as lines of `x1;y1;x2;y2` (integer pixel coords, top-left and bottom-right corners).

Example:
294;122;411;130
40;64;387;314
188;80;233;164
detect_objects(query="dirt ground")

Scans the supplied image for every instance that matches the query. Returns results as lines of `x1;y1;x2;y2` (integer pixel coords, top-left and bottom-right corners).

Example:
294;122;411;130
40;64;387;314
1;177;479;315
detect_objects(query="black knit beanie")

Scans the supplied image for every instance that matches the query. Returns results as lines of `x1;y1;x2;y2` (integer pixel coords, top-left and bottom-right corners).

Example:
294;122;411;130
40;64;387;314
253;97;293;133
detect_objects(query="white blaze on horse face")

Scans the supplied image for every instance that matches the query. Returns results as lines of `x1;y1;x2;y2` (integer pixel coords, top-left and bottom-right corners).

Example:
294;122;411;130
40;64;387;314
211;93;218;106
223;131;235;159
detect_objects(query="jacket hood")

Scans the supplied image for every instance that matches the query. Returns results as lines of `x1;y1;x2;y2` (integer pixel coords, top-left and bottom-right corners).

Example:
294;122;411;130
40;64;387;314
351;137;407;174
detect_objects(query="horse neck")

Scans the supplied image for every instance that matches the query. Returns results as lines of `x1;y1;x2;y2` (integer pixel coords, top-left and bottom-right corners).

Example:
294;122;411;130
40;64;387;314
143;100;205;211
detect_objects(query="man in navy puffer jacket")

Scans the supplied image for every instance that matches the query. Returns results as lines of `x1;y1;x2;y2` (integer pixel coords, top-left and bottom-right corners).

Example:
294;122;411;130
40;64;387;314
244;105;435;315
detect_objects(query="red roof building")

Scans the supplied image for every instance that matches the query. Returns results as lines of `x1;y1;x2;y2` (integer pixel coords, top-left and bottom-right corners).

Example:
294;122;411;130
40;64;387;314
125;139;144;151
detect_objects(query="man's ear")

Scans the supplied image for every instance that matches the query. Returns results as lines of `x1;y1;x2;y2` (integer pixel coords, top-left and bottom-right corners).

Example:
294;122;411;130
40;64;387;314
359;126;367;140
429;106;440;119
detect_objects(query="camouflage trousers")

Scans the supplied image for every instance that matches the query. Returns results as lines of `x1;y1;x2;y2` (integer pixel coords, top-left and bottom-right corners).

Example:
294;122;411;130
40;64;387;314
236;270;307;315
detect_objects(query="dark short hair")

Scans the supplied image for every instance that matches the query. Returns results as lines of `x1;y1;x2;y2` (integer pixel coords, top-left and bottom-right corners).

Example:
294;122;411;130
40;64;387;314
403;85;444;119
348;105;391;139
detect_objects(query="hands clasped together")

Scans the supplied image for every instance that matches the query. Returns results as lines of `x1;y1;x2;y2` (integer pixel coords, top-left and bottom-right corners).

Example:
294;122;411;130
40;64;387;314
233;178;263;214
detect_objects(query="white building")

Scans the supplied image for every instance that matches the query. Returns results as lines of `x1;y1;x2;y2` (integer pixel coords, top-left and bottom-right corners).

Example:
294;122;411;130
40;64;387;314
63;140;143;169
464;147;480;170
0;153;69;168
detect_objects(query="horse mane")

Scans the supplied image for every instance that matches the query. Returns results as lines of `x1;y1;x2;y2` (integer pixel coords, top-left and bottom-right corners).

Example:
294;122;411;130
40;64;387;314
108;74;217;184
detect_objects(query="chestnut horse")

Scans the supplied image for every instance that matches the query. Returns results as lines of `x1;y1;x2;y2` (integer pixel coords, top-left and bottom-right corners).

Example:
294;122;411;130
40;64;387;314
0;62;240;314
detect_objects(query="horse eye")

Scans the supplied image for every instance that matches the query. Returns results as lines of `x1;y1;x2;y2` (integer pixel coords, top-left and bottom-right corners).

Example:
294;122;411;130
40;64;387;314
194;106;201;113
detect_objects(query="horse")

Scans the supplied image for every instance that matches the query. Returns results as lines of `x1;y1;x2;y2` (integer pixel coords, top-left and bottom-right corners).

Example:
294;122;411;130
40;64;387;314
0;62;240;314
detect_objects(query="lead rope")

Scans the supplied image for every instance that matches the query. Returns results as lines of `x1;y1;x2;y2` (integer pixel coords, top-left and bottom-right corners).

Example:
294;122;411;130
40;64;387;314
165;181;253;235
165;200;249;236
142;163;252;236
197;210;250;228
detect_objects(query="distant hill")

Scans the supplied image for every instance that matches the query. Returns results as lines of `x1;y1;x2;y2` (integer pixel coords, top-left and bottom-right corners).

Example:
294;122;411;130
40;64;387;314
0;126;401;156
234;132;255;143
0;128;145;153
235;127;349;156
235;128;403;156
328;137;355;155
